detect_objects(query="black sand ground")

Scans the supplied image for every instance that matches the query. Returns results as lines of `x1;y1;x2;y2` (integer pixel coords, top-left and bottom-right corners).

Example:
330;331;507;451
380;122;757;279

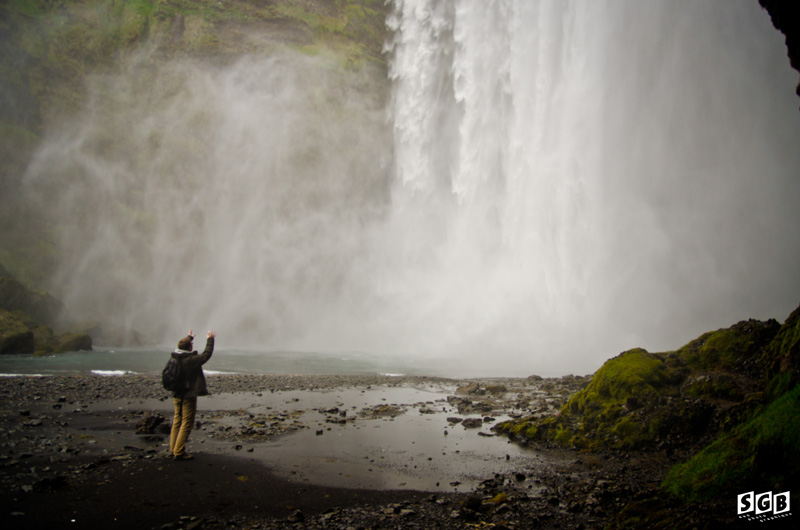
2;450;440;529
0;374;745;529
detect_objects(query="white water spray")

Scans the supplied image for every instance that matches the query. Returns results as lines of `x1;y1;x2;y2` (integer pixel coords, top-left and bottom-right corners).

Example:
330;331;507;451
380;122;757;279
24;0;800;376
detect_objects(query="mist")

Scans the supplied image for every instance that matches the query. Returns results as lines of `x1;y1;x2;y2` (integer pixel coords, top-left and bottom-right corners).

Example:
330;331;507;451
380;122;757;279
23;0;800;377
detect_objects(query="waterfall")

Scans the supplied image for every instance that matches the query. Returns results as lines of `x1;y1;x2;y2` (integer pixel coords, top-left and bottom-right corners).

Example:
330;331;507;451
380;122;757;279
24;0;800;376
379;0;800;372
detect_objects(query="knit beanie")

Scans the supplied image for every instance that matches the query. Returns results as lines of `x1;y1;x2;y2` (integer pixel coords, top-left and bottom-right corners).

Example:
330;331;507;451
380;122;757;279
177;335;193;351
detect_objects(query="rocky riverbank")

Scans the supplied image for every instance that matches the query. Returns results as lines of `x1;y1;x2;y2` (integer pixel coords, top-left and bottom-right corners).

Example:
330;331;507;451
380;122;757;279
0;372;694;530
4;305;797;530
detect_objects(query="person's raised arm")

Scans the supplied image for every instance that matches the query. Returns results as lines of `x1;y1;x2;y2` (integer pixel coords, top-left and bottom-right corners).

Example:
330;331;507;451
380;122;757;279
198;330;215;364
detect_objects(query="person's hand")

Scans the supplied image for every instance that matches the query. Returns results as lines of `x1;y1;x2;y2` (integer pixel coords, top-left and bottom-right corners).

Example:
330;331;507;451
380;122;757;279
207;330;216;339
188;329;196;340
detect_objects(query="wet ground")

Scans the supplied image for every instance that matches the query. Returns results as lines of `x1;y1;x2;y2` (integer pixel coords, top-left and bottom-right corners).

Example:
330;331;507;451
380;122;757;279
58;380;567;493
1;373;701;529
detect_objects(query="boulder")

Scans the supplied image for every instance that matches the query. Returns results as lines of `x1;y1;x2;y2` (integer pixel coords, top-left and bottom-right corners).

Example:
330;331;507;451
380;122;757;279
53;332;92;353
0;277;63;327
456;382;483;395
135;413;166;434
32;324;57;354
461;418;483;429
0;309;35;354
485;384;508;395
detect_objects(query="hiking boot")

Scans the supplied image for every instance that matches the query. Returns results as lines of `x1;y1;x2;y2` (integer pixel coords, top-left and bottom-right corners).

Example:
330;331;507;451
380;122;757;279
174;453;194;461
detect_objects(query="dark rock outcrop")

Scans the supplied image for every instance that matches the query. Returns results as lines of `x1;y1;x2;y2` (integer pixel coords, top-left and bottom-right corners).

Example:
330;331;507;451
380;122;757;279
52;331;92;353
496;315;785;452
760;0;800;101
0;309;35;354
0;269;94;354
0;276;63;327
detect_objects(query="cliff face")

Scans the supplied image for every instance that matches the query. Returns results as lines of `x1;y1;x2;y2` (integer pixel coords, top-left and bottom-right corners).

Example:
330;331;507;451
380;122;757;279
0;0;389;286
760;0;800;100
1;0;388;128
2;1;799;287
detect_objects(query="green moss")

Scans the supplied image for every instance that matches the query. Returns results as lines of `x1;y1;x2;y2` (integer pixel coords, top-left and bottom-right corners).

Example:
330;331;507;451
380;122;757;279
767;306;800;361
612;415;654;448
760;306;800;395
0;308;31;335
119;1;150;44
764;371;793;402
0;308;35;354
677;319;779;373
53;331;92;353
568;349;675;411
3;0;46;18
683;372;746;402
553;424;571;445
126;0;157;18
1;0;390;295
663;384;800;501
497;349;682;450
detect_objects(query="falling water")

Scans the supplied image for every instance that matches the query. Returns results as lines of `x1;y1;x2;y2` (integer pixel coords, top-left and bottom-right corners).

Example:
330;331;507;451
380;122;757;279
24;0;800;376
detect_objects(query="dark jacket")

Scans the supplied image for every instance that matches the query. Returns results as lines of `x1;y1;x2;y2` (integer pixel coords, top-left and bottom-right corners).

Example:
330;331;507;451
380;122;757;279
171;337;214;398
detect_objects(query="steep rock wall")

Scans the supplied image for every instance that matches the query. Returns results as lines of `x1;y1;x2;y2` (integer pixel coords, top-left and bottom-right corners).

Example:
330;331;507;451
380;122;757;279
760;0;800;102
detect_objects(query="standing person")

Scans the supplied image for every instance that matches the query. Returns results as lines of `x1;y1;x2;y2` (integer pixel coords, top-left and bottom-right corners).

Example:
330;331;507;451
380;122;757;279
169;329;216;460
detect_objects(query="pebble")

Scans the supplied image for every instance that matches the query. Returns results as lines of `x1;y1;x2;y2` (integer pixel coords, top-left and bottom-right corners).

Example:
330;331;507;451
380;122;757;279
0;373;689;529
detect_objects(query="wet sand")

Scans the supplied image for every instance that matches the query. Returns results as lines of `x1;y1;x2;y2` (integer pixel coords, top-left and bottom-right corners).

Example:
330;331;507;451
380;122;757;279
0;373;686;529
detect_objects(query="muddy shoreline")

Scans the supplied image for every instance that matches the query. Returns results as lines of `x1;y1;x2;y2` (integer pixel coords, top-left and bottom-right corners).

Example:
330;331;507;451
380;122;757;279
0;374;731;529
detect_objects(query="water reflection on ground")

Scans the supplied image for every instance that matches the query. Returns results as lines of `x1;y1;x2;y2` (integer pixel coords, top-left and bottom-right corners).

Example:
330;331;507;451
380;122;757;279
249;386;542;492
97;383;553;492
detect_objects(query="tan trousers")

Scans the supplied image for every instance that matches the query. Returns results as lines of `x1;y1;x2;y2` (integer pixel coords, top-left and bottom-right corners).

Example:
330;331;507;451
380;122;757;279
169;396;197;457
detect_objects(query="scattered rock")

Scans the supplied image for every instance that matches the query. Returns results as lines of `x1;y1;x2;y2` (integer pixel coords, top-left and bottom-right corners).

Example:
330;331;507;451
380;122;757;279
455;382;483;395
135;413;166;435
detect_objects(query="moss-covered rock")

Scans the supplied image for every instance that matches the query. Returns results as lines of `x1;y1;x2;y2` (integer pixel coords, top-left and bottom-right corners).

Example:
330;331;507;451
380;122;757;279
0;306;93;354
600;306;800;528
565;348;677;412
0;269;96;354
662;383;800;502
762;303;800;394
496;318;783;452
563;348;682;449
676;318;780;375
31;323;57;355
0;308;35;354
0;276;63;326
52;331;92;353
654;306;800;504
497;348;683;450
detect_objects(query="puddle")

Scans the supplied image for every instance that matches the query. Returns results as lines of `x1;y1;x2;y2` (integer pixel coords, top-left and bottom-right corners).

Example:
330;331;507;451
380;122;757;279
255;408;541;492
69;383;549;492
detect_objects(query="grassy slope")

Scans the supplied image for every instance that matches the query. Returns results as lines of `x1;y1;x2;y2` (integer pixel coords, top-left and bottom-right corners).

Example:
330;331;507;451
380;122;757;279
662;384;800;501
497;307;800;526
496;319;781;451
660;305;800;502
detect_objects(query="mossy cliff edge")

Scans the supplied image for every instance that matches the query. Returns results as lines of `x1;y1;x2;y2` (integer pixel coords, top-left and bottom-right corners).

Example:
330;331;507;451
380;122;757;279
0;0;388;352
0;0;389;288
0;263;93;354
496;304;800;526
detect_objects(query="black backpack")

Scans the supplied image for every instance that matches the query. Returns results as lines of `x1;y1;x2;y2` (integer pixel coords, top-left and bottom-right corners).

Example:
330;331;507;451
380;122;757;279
162;355;188;392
